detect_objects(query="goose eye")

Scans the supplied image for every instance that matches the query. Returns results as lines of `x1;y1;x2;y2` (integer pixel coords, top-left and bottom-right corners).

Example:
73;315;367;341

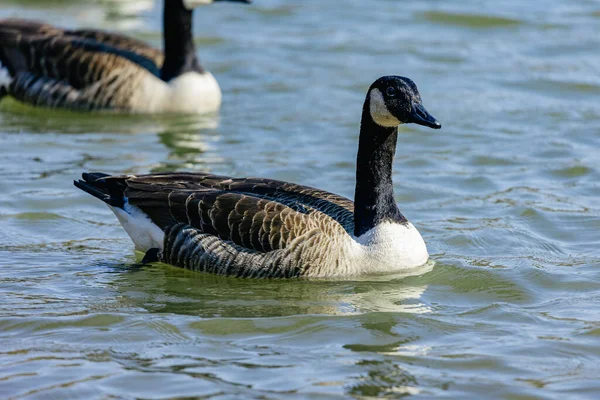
386;87;396;97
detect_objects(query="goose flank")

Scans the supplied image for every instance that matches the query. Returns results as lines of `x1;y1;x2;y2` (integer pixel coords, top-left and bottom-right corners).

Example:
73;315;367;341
74;76;442;278
0;0;250;113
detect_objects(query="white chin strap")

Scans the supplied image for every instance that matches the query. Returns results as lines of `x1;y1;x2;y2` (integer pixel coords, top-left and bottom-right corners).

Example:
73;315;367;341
369;88;401;127
182;0;213;10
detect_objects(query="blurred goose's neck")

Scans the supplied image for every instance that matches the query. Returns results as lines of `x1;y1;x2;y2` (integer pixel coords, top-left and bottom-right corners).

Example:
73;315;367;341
161;0;204;82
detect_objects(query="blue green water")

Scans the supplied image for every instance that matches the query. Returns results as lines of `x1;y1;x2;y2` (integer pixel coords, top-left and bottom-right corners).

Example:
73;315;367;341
1;0;599;398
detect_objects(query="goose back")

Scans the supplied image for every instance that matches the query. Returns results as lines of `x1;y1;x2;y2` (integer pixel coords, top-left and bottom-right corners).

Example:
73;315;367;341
66;28;164;68
123;173;355;232
105;173;356;244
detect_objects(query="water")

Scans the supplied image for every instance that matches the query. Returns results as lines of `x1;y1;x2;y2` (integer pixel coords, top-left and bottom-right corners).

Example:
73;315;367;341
1;0;599;398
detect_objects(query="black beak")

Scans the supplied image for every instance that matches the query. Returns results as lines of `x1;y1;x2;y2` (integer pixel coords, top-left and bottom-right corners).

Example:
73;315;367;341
411;103;441;129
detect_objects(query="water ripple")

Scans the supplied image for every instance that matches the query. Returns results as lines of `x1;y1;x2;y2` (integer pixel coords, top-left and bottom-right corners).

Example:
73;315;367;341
1;0;599;398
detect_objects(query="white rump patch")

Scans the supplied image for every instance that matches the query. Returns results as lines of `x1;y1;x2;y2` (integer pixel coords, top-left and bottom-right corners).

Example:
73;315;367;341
369;88;400;127
0;61;12;90
109;199;164;252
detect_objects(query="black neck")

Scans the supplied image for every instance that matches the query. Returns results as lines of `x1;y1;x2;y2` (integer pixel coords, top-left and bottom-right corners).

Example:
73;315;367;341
161;0;204;82
353;97;407;237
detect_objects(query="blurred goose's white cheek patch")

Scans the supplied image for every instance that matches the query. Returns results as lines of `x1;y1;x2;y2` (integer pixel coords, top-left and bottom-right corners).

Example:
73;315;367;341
182;0;213;9
369;88;400;127
0;61;10;89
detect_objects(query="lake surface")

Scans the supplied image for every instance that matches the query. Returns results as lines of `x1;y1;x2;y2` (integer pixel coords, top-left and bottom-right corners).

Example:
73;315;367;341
1;0;599;398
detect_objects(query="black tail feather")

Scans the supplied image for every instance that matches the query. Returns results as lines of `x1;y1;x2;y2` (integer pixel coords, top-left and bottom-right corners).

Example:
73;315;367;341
74;172;125;208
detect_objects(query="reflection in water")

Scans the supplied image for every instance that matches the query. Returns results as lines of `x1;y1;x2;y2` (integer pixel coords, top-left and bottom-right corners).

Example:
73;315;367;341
0;0;155;31
90;260;434;397
106;260;434;317
0;99;219;136
347;360;420;398
0;100;221;176
155;116;221;172
0;99;159;135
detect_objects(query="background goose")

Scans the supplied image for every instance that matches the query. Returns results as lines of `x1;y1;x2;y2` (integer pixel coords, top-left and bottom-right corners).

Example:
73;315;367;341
75;76;441;278
0;0;250;114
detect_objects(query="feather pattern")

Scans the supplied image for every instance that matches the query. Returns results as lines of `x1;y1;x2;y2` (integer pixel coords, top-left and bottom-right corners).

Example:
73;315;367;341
66;28;164;68
118;173;356;234
75;172;358;278
102;173;353;251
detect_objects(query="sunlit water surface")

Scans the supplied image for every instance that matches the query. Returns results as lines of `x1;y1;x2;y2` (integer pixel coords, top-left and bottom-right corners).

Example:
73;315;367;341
1;0;599;398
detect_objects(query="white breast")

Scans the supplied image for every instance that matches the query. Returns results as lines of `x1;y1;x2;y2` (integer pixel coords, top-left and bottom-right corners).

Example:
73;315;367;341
350;222;429;275
132;71;222;114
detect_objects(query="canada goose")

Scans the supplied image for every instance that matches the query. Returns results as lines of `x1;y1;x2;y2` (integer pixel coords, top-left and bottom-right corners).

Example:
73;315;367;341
75;75;441;278
0;0;250;114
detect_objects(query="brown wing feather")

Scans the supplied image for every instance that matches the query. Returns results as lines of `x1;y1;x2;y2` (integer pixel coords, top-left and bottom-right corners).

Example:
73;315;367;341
105;172;355;252
124;186;305;253
118;173;356;234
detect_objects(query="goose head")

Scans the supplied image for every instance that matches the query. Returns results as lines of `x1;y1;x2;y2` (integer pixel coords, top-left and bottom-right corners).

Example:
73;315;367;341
368;76;441;129
182;0;252;9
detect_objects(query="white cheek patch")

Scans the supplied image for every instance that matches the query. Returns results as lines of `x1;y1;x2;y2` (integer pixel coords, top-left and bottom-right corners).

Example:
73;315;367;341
0;61;11;89
182;0;213;9
369;88;401;127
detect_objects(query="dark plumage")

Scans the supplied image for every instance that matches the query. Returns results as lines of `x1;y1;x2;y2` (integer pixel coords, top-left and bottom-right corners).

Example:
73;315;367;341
77;172;354;249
